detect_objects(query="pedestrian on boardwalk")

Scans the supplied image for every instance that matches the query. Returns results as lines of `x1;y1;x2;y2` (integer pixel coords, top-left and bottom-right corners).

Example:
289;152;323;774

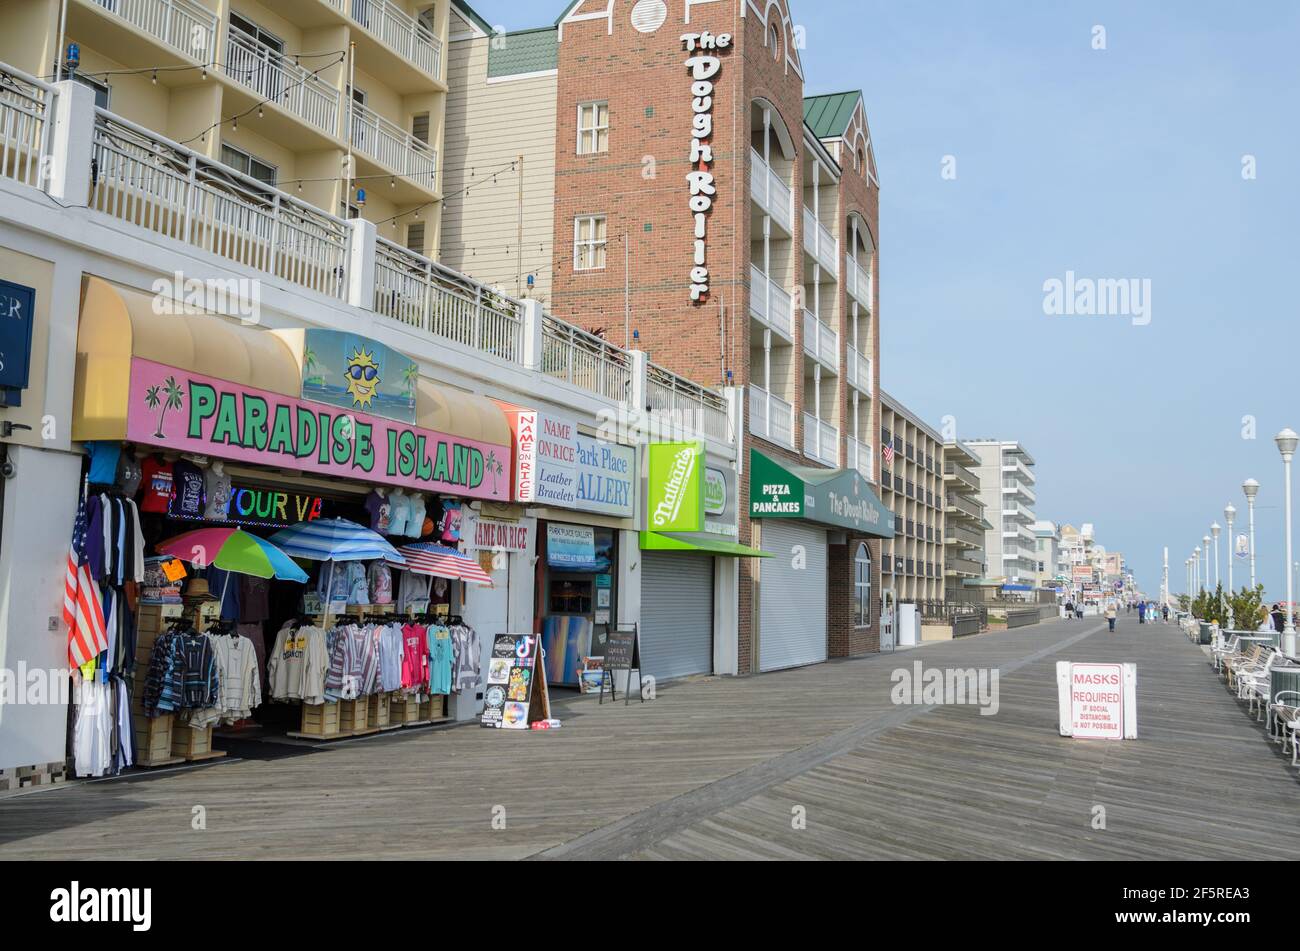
1076;601;1085;620
1162;604;1170;623
1271;603;1286;634
1137;601;1147;624
1065;599;1075;620
1105;601;1118;632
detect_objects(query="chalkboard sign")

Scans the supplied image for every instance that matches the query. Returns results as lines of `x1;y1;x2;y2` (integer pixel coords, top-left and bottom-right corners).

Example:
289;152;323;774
599;624;644;706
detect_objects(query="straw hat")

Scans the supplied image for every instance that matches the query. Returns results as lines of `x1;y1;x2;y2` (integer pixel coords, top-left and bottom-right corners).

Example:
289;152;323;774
183;576;219;603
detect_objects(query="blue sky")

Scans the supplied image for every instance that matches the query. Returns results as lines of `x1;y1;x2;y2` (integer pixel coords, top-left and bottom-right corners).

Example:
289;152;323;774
470;1;1300;599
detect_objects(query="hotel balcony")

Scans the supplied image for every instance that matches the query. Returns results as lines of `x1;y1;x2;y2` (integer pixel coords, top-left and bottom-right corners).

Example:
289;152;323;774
748;264;794;341
944;461;979;491
749;148;793;234
801;309;839;374
946;556;984;577
845;253;872;312
846;436;874;483
749;386;795;450
349;100;438;195
74;0;219;66
802;207;839;275
846;343;872;394
223;28;341;139
802;413;839;468
945;524;984;548
323;0;444;86
946;493;983;521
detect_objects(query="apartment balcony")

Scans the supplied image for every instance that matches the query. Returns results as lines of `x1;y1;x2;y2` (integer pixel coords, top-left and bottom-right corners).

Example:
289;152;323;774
1002;458;1035;483
945;524;984;548
0;65;49;189
324;0;443;84
944;461;979;491
749;148;793;234
801;309;839;373
78;0;219;65
749;386;795;450
350;100;438;192
946;493;983;521
802;413;839;468
946;556;984;577
846;343;872;394
748;264;794;341
646;362;734;445
1003;480;1037;504
845;253;872;312
846;436;873;483
224;28;341;138
801;207;839;275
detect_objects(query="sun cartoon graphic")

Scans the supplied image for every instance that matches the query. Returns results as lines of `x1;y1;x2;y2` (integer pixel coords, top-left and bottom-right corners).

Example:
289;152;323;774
344;348;381;409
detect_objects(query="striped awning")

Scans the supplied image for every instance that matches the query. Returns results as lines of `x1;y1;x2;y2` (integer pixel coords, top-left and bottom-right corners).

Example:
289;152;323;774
388;543;493;586
269;518;404;563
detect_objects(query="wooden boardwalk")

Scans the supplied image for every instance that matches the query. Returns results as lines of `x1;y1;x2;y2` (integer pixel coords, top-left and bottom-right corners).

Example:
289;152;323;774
0;616;1296;860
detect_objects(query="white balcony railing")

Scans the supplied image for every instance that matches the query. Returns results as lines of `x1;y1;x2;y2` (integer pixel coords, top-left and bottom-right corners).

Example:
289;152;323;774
847;436;873;483
224;29;341;136
541;316;633;403
802;207;839;275
90;0;218;63
802;413;839;467
89;111;349;299
749;148;792;233
846;343;872;394
331;0;443;79
748;386;795;449
0;64;52;189
350;100;437;189
647;362;733;444
374;237;524;362
748;264;793;340
801;309;839;373
845;253;872;311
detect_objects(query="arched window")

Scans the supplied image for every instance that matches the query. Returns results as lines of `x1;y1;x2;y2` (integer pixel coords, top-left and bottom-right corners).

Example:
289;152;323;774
769;23;781;59
857;148;866;173
854;543;872;627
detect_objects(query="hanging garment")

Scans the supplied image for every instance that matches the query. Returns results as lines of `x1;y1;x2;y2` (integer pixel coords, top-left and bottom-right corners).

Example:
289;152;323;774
116;452;142;497
400;623;428;691
427;626;453;696
137;456;174;514
268;624;328;705
326;624;372;701
368;562;393;605
73;677;115;778
169;459;206;519
378;623;404;693
396;571;431;614
345;562;369;605
406;493;427;539
113;676;134;773
449;622;482;693
210;634;262;723
239;576;271;624
203;467;233;520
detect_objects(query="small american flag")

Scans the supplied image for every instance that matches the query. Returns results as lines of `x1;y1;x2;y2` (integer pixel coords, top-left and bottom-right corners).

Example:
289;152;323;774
63;485;108;668
882;444;895;467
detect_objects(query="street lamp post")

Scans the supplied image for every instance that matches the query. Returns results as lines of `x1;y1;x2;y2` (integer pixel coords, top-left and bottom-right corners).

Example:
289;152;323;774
1211;522;1221;589
1203;535;1212;591
1243;479;1259;590
1276;428;1298;658
1194;546;1201;595
1225;504;1236;628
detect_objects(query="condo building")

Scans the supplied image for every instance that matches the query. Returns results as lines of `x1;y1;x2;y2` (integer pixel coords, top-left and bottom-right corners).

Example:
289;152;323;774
879;390;944;603
442;0;894;671
943;438;988;601
967;439;1037;587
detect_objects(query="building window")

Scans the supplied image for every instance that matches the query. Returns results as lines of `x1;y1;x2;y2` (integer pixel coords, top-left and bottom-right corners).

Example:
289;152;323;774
577;101;609;154
406;222;426;255
854;542;872;627
220;144;277;187
769;23;781;59
573;215;607;271
72;74;110;110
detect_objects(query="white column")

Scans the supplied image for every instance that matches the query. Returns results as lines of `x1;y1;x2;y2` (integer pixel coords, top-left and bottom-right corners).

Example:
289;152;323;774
520;298;545;372
48;80;96;202
344;217;377;309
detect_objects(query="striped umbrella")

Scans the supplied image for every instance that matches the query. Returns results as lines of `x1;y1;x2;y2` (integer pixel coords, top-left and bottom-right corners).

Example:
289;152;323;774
388;543;494;587
268;518;404;564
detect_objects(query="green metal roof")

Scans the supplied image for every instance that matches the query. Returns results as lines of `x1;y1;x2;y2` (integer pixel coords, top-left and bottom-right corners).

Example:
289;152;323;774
487;27;559;78
803;91;862;140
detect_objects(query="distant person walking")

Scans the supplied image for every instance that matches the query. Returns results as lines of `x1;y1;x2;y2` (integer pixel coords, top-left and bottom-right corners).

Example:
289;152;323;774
1137;602;1147;624
1065;599;1075;620
1271;603;1286;634
1162;604;1170;623
1105;602;1118;632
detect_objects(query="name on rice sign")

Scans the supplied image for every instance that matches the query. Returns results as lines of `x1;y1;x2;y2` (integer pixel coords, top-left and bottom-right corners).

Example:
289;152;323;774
682;31;731;302
1055;662;1137;739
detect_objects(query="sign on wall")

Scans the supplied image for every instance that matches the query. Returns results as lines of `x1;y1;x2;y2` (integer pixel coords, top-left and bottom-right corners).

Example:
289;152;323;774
1056;662;1137;739
0;279;36;406
647;441;704;532
682;30;732;302
127;357;511;500
300;329;418;425
467;514;532;554
506;407;636;518
547;523;597;569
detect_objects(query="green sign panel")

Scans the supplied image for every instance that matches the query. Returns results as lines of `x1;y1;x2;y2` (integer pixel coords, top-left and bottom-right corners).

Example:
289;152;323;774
647;441;705;532
748;449;894;538
749;449;804;517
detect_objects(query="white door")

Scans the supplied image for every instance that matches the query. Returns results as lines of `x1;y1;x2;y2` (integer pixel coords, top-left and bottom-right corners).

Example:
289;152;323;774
640;551;714;681
759;521;828;672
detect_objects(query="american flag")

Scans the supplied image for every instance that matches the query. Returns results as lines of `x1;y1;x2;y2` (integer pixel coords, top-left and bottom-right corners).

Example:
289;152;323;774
882;444;895;467
63;486;108;668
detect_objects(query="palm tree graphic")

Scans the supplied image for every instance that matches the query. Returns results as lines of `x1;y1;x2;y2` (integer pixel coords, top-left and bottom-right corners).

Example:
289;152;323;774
144;375;185;438
484;450;504;496
402;361;419;401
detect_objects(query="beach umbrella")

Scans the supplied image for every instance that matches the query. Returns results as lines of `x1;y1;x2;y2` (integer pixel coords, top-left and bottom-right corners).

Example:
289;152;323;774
387;542;494;587
156;526;309;582
269;518;405;625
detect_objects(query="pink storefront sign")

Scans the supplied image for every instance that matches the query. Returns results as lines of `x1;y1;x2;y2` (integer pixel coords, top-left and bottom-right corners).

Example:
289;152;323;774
126;357;511;500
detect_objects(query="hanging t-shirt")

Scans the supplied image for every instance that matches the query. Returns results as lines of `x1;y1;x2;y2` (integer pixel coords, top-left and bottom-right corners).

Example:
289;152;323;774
387;490;411;537
368;562;393;605
364;491;392;534
116;453;142;497
138;457;175;514
427;628;453;695
439;501;463;544
169;460;206;518
400;623;428;690
345;562;369;605
85;441;122;487
204;468;233;520
407;493;427;539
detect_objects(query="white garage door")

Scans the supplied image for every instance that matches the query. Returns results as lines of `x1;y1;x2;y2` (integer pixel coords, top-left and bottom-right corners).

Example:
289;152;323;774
640;551;714;681
759;521;828;672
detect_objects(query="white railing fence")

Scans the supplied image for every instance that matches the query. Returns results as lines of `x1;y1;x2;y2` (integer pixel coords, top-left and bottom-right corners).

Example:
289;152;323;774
750;148;792;232
749;264;793;339
646;362;732;444
0;64;53;189
342;0;443;78
91;0;218;63
541;316;633;403
90;111;349;299
748;385;794;449
803;412;838;467
350;100;437;187
224;29;340;136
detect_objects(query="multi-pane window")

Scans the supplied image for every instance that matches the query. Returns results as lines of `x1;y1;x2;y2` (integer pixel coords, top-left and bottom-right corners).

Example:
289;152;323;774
573;215;608;271
220;144;277;187
854;543;872;627
577;101;609;154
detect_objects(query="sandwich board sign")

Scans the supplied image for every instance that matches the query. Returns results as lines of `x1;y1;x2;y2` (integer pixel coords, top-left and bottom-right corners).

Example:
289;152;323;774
1056;662;1137;739
482;634;551;730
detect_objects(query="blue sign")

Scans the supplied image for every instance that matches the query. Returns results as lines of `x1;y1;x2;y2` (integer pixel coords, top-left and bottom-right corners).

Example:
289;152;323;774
0;279;36;399
546;523;598;570
300;328;418;425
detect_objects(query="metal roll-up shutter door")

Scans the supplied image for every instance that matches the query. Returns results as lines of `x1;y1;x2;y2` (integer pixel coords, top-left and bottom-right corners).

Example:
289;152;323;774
640;551;714;681
759;521;828;672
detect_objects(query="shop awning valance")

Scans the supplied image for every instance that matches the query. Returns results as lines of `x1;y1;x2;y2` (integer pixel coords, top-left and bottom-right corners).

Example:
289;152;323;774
71;277;513;500
639;531;771;558
748;449;895;538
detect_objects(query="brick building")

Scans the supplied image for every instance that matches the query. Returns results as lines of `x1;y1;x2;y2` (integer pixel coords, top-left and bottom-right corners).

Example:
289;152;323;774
444;0;893;672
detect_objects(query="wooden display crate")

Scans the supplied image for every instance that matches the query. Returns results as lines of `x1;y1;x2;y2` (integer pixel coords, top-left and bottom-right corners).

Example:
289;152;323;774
339;698;370;733
368;692;391;729
171;724;225;762
390;697;422;725
297;702;342;738
420;696;447;722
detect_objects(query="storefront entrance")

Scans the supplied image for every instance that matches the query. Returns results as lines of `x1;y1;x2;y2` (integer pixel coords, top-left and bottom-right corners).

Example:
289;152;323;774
758;520;829;671
640;550;714;681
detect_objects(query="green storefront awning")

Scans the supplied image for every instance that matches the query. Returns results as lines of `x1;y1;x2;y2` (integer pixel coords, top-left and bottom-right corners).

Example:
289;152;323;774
748;449;895;538
640;531;772;557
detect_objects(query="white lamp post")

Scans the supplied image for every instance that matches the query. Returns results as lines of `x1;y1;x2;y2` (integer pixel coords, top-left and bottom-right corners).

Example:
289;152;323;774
1276;428;1298;657
1211;522;1221;589
1203;535;1212;590
1243;479;1259;590
1224;505;1236;628
1194;546;1201;595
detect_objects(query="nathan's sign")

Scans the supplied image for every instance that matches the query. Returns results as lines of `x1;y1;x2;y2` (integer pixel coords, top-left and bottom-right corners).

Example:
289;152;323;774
126;357;510;500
